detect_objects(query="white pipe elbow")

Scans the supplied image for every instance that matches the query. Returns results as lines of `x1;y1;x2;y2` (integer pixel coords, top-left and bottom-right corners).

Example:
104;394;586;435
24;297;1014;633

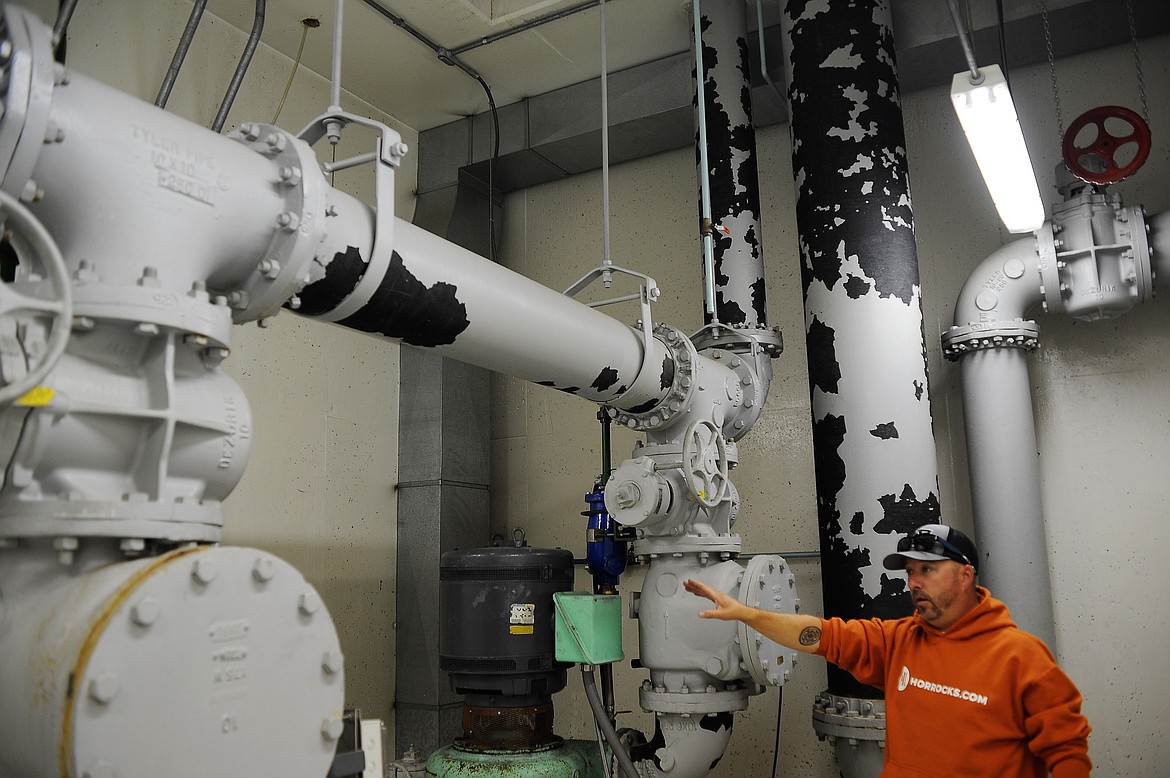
952;235;1045;326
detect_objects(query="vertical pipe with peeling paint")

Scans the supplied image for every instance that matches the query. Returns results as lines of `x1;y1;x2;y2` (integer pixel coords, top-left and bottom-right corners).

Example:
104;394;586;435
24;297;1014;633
693;0;767;329
781;0;940;699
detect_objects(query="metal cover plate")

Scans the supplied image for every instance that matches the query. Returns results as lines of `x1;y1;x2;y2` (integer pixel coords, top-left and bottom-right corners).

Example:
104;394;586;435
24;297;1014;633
70;546;344;778
735;554;800;687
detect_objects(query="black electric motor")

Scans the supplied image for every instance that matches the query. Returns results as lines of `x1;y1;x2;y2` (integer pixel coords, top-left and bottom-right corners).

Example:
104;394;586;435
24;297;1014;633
438;541;575;750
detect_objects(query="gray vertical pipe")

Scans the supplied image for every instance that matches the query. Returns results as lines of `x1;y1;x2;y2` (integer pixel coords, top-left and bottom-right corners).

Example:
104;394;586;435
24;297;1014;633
960;349;1052;639
693;0;767;328
781;0;940;699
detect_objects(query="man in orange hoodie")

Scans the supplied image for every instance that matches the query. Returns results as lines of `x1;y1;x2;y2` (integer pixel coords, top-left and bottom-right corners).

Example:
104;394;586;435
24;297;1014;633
683;523;1091;777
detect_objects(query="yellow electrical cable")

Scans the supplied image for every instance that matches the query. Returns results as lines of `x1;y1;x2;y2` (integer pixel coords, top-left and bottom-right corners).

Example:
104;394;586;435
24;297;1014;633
271;18;319;125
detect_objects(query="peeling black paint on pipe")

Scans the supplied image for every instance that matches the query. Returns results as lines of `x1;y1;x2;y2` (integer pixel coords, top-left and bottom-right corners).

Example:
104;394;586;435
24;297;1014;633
294;246;365;316
694;8;767;328
876;485;940;532
806;317;839;394
786;0;940;700
699;711;733;734
659;355;674;391
700;710;733;771
592;367;619;392
298;247;472;347
787;0;918;305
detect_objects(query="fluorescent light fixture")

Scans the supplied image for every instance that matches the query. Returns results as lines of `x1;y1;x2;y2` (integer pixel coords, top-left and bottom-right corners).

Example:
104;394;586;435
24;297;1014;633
950;64;1046;234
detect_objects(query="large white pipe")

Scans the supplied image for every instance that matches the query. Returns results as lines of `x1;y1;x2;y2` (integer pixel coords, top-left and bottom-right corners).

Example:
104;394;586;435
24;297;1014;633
946;237;1054;647
950;200;1169;649
299;216;677;411
15;49;678;415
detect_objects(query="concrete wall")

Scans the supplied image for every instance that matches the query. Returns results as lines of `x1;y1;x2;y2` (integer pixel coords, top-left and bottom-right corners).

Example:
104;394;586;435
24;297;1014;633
491;34;1170;777
28;0;414;731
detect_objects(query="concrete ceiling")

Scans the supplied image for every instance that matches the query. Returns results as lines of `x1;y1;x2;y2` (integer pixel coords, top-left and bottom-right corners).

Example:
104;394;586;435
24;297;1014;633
204;0;1168;134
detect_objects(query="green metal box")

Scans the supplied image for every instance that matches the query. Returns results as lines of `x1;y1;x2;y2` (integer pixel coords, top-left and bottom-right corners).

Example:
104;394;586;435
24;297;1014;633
552;592;624;665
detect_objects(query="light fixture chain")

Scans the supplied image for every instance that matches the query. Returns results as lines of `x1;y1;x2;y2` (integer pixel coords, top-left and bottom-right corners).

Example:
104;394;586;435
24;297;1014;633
1040;0;1064;142
1125;0;1150;122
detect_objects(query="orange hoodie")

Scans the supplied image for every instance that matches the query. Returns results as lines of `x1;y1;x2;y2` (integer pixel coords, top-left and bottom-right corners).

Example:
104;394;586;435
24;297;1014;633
816;587;1091;777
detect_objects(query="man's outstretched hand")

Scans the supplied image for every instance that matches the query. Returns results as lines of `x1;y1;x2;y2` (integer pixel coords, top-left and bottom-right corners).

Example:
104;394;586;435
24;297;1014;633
683;578;746;621
686;577;824;653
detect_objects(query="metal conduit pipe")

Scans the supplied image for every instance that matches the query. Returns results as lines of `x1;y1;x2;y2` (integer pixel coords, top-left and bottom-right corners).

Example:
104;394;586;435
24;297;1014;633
49;0;78;48
154;0;208;108
582;667;639;778
210;0;265;133
781;2;940;775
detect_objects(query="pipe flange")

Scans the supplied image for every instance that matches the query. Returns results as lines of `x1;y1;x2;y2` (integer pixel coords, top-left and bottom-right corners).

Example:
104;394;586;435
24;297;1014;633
703;347;766;442
632;534;742;561
736;554;800;687
224;123;328;322
70;280;233;351
691;323;778;440
0;4;56;200
609;323;696;432
941;319;1040;361
811;692;886;742
639;684;752;714
690;322;783;358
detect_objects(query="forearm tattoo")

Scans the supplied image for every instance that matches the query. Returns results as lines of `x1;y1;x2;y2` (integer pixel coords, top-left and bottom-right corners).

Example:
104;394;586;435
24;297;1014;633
799;626;821;646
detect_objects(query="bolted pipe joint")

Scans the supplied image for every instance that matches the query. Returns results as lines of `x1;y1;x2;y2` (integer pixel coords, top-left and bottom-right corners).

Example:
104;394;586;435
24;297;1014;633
811;692;887;778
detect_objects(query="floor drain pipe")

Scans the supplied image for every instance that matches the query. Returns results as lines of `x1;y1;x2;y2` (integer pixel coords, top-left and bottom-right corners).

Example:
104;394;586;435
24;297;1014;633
780;3;941;776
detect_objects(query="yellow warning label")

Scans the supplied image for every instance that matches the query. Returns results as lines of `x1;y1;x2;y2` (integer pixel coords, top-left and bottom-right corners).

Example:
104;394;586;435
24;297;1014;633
15;386;54;407
509;625;534;635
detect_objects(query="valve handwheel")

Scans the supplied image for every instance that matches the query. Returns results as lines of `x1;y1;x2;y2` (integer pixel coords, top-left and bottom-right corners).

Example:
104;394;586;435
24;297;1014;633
1062;105;1151;185
682;419;729;508
0;188;73;405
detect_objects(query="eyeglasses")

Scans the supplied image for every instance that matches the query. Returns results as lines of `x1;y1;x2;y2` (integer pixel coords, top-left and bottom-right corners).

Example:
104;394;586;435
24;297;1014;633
897;530;972;567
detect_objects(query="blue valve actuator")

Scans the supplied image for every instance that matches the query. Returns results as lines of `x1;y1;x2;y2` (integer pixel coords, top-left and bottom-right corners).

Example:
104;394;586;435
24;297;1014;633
584;486;626;589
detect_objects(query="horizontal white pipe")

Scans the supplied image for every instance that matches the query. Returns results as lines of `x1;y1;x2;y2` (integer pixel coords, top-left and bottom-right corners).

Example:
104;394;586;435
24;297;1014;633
379;219;675;410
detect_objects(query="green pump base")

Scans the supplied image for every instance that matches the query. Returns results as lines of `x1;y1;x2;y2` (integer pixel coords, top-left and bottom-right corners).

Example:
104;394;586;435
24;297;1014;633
426;739;608;778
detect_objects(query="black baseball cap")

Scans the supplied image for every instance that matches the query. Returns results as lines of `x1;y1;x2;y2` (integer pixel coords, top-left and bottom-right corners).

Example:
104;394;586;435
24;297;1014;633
883;524;979;573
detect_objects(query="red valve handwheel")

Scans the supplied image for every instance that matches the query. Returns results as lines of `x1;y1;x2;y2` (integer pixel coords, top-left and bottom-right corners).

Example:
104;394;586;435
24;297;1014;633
1062;105;1151;185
